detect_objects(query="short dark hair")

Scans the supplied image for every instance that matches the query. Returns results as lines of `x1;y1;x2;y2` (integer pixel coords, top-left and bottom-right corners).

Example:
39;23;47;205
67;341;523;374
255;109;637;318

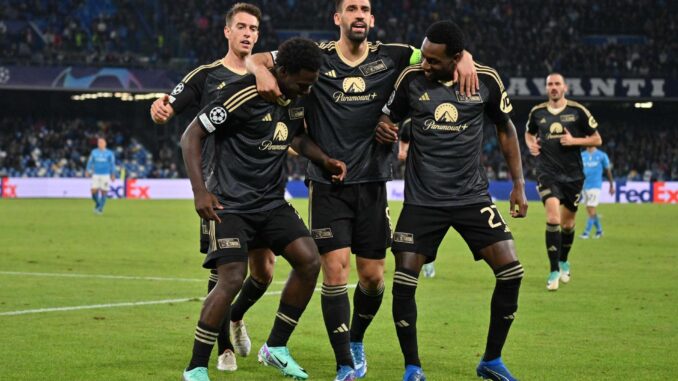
276;38;322;75
225;3;262;26
335;0;371;12
425;20;465;57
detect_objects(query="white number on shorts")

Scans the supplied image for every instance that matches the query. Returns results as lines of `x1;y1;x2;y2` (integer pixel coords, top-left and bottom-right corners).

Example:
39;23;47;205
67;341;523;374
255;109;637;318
480;205;507;229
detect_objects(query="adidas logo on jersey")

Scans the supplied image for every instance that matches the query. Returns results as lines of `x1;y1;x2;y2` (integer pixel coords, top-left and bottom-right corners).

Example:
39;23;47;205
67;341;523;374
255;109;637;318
325;70;337;78
419;92;430;101
262;113;272;122
333;323;349;333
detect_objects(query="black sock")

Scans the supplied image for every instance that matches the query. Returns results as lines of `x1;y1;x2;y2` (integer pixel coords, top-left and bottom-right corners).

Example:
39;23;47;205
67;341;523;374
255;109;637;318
187;321;219;370
321;283;353;367
266;302;304;347
484;262;523;361
545;223;561;272
231;276;269;322
206;270;232;354
350;282;384;342
392;268;420;367
560;228;575;262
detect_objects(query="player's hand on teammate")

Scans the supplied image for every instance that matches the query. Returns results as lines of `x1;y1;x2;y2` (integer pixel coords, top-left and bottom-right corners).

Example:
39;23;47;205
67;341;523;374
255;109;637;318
151;94;175;124
559;128;576;146
194;189;224;223
375;121;399;144
254;68;282;102
454;50;479;97
509;184;528;218
323;158;347;183
527;138;541;156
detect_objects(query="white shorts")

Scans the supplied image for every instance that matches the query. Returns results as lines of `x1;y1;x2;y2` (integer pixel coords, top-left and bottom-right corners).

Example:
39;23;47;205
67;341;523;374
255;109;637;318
91;175;111;190
581;188;601;207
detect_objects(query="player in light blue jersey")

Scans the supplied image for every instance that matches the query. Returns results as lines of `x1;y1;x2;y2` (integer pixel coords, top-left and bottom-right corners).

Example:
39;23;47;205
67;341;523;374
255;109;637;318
580;147;614;239
85;138;116;214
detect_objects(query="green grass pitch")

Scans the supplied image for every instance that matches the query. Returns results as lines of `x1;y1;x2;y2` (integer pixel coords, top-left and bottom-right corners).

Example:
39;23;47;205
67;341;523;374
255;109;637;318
0;198;676;380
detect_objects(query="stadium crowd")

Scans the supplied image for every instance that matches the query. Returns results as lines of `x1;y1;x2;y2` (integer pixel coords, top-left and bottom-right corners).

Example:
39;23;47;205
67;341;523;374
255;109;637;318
2;0;677;78
0;117;179;178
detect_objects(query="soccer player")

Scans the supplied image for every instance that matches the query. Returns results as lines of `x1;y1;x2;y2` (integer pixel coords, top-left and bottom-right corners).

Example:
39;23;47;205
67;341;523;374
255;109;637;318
85;137;115;214
245;1;478;379
376;20;528;381
398;120;435;279
525;73;602;291
150;4;273;370
180;38;346;381
580;147;615;239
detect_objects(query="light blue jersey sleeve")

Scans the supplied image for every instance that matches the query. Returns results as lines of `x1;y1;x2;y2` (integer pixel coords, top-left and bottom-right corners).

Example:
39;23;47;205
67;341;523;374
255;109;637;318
601;151;611;170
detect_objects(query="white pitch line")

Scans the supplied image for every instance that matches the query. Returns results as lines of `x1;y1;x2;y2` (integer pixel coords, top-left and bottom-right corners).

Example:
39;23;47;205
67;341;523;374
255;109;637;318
0;285;354;316
0;271;288;284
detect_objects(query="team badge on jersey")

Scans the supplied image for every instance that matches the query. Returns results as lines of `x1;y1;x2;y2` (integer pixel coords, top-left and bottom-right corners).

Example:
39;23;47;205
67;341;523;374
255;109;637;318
289;107;304;120
209;107;227;125
171;83;184;95
359;60;387;76
455;90;483;103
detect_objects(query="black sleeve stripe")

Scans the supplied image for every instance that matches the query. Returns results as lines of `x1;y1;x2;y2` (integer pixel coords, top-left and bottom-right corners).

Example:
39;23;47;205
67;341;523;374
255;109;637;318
394;64;423;90
223;85;258;110
181;59;221;83
566;100;593;117
476;66;505;92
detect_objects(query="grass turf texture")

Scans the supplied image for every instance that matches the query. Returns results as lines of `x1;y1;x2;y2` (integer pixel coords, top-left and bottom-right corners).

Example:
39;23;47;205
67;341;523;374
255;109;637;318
0;199;676;380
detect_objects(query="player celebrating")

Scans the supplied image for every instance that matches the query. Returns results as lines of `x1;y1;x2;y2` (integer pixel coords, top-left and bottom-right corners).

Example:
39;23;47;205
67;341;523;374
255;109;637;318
377;20;527;381
525;73;602;291
150;3;274;370
180;38;346;381
85;137;115;214
246;1;478;379
580;147;615;239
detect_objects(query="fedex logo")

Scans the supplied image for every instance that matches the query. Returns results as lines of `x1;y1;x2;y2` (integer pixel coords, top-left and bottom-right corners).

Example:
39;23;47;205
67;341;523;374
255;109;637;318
616;182;653;203
125;178;150;199
653;182;678;204
1;177;17;198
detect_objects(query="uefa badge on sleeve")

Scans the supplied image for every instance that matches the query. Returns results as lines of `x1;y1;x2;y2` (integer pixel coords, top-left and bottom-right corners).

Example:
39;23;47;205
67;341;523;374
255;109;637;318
209;107;228;125
171;82;184;95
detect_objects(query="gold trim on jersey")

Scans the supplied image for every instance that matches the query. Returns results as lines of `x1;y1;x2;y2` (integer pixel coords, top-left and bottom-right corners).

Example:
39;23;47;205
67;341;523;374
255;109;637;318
475;63;505;92
317;41;337;51
181;59;222;83
308;182;313;230
223;85;258;112
335;41;371;67
566;100;593;117
221;60;248;76
547;104;567;116
394;64;423;90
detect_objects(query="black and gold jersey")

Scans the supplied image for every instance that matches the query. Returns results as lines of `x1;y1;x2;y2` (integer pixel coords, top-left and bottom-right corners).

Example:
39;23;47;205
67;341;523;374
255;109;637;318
526;100;598;183
383;63;513;207
193;75;307;213
272;41;419;184
168;59;247;180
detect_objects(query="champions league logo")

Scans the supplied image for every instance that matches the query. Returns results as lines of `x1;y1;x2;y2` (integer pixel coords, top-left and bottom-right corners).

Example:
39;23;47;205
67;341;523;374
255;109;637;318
171;83;184;95
209;107;227;125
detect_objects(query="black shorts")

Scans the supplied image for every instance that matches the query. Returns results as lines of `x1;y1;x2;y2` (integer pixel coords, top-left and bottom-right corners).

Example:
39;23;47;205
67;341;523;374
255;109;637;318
200;219;270;255
537;180;583;212
308;181;392;259
203;203;311;269
391;202;514;262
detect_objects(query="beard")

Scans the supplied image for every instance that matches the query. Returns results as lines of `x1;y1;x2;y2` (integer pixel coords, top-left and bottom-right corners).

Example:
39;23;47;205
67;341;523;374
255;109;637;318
346;23;369;42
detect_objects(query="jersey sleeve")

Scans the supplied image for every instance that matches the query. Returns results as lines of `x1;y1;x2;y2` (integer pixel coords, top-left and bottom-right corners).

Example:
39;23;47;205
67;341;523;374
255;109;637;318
479;69;512;125
526;106;540;135
194;80;258;134
399;118;412;143
577;105;599;136
168;65;210;115
108;151;116;174
602;152;611;169
382;65;418;123
381;43;421;71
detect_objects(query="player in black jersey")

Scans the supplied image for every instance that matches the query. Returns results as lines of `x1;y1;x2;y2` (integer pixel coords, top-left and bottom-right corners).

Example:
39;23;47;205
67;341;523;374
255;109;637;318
525;73;602;291
149;4;274;370
245;2;478;380
180;38;346;381
377;21;527;381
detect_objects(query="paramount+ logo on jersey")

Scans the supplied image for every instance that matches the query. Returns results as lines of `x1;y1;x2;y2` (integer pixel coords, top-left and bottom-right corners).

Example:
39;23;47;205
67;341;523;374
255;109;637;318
423;103;469;132
259;122;290;151
332;77;377;103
